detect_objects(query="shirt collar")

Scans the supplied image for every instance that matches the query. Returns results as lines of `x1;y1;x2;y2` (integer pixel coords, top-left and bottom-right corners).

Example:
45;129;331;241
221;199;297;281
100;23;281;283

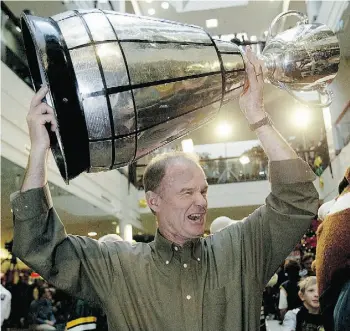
154;230;202;264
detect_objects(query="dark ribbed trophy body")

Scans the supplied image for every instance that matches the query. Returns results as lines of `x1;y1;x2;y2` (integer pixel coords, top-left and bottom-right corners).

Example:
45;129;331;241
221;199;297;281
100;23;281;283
21;10;244;182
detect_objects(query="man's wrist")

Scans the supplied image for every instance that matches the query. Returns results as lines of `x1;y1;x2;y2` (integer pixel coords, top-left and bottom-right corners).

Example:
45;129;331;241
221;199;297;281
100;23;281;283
246;110;266;125
248;113;273;131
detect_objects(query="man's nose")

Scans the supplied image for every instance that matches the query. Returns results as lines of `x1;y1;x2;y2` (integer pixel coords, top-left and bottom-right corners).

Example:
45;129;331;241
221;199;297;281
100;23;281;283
195;192;207;208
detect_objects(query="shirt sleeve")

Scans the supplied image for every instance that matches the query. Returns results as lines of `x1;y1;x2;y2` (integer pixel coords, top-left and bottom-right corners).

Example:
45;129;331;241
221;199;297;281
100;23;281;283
11;184;120;307
282;309;298;330
230;158;318;288
279;287;288;309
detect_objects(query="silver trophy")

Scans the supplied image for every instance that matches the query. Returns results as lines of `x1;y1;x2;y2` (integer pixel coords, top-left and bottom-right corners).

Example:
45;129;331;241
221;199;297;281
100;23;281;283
21;9;340;182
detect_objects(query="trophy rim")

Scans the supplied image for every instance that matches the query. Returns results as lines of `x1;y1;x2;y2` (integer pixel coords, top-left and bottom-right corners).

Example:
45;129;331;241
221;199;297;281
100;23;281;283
20;12;91;182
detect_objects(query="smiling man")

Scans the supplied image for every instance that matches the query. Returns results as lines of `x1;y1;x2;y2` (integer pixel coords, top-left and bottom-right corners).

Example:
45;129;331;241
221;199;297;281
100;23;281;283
11;47;318;330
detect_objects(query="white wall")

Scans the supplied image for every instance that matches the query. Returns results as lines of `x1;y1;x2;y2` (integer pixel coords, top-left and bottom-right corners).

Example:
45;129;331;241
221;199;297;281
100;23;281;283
1;63;142;229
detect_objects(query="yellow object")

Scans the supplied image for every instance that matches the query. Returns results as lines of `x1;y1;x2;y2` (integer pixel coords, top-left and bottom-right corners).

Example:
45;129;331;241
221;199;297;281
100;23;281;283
139;199;148;208
319;176;324;189
314;156;322;168
66;316;97;329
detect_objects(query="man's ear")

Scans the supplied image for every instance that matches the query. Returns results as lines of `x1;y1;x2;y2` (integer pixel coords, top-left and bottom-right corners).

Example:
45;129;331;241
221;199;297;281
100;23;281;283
145;191;161;213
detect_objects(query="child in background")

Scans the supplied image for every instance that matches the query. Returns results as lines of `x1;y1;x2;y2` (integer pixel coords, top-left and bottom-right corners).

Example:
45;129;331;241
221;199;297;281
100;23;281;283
282;276;324;331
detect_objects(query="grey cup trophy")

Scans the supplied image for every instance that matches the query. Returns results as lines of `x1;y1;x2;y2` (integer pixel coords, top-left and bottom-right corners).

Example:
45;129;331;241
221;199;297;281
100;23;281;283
20;9;340;182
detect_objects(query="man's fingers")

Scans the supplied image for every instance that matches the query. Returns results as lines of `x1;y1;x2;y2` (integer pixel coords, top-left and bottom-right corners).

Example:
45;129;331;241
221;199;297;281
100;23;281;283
33;103;55;116
30;85;49;109
244;47;258;85
38;114;58;132
256;65;264;86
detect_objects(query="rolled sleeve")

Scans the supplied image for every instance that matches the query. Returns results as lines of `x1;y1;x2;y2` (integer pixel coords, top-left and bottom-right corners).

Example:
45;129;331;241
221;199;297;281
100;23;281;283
11;184;53;220
269;158;316;184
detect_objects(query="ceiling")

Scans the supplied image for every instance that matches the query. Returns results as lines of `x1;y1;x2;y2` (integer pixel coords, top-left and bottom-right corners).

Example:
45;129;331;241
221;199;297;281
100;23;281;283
137;0;307;37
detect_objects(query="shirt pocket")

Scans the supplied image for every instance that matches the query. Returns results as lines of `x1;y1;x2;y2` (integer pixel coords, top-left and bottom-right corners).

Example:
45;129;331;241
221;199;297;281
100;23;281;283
203;286;227;330
203;286;227;306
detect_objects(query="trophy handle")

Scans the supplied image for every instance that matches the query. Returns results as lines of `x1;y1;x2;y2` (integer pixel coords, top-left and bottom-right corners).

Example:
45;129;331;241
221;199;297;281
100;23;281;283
277;81;333;108
266;10;309;43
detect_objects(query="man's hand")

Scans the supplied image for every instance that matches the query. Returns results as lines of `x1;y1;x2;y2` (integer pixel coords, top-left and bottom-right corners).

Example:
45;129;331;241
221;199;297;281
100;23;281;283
27;85;57;153
239;46;266;124
21;85;57;192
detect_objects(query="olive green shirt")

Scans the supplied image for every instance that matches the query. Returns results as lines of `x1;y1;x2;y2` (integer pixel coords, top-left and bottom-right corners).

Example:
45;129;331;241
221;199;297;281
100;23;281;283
11;158;318;331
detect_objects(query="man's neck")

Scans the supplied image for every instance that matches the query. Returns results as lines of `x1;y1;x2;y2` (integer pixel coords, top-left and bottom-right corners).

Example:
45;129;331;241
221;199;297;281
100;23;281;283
158;228;200;247
158;228;187;246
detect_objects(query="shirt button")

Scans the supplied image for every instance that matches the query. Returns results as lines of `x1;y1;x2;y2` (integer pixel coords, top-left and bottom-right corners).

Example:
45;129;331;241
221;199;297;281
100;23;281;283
183;263;187;268
186;295;191;300
165;260;169;265
174;246;178;251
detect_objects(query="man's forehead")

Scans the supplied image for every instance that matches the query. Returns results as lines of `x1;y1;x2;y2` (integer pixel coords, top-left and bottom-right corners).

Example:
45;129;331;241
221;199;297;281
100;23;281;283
162;160;206;186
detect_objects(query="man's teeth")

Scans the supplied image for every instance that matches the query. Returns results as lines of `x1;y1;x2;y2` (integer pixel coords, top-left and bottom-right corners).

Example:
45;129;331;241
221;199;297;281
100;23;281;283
188;214;202;221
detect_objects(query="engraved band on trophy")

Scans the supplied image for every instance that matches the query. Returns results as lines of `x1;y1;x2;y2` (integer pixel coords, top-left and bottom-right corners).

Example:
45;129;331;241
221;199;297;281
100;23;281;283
20;9;340;182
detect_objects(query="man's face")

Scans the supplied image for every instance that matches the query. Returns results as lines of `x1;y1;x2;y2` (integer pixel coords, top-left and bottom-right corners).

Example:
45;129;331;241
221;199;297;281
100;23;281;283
300;284;319;310
44;288;52;300
150;161;208;244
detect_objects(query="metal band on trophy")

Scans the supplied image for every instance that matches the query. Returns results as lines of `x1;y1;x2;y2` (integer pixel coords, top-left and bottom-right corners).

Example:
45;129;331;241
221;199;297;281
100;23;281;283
20;9;340;183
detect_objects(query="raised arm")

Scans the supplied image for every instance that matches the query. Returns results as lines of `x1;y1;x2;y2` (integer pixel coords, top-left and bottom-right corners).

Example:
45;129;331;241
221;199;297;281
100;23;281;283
239;46;298;161
208;47;318;289
237;47;318;284
11;87;118;305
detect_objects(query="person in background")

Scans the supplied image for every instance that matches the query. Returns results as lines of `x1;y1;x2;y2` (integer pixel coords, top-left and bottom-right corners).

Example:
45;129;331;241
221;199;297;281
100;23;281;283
282;276;323;331
29;287;56;330
209;216;237;233
1;283;12;327
279;260;303;321
300;254;315;277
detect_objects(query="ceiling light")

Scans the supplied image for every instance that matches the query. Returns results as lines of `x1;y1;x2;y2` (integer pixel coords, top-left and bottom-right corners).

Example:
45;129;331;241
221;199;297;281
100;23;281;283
148;8;155;15
181;139;194;153
293;108;310;129
216;122;232;137
161;2;169;9
206;19;218;29
239;155;250;165
88;232;97;237
145;0;153;3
